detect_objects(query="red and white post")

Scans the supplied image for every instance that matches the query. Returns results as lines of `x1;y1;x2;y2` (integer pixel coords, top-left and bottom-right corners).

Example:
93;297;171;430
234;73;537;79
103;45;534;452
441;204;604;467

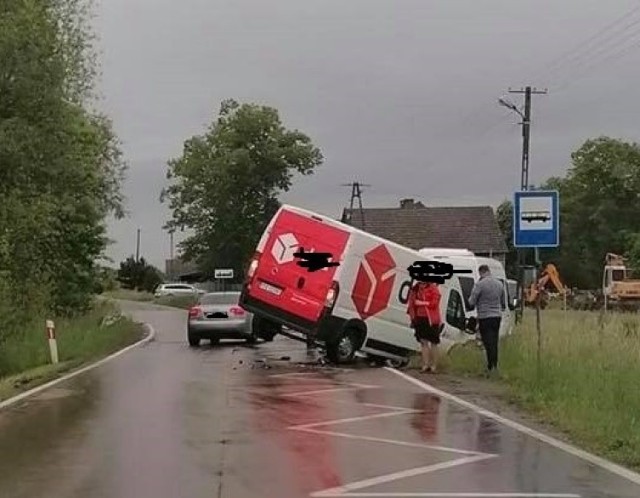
45;319;59;364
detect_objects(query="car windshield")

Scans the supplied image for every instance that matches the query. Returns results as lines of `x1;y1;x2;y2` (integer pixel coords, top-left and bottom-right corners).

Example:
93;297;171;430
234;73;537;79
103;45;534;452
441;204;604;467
199;293;240;305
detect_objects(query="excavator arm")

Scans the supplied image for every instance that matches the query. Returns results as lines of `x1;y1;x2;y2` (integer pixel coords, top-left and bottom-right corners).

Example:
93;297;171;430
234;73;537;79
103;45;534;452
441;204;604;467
524;264;568;306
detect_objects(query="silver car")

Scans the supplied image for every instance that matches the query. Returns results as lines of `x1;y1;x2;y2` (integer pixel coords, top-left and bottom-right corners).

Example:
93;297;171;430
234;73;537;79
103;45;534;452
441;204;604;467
187;292;257;347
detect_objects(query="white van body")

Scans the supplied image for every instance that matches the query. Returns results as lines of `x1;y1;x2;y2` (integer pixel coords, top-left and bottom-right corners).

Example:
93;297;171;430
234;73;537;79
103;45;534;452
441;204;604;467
240;204;513;363
417;248;515;350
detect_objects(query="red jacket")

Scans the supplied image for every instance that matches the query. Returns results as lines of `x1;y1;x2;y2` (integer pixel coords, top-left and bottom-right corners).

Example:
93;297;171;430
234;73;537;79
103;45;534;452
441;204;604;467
407;283;442;326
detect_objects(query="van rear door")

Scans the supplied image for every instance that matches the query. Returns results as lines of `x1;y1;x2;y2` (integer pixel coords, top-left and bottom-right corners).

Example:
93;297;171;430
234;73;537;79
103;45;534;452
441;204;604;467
252;209;350;323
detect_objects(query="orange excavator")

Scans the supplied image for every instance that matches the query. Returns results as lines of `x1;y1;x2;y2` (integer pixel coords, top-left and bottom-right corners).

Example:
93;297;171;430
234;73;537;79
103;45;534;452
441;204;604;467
524;263;569;309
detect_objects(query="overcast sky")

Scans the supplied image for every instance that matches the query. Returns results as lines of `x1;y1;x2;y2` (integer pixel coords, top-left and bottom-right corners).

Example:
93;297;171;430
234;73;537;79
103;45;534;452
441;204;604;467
94;0;640;270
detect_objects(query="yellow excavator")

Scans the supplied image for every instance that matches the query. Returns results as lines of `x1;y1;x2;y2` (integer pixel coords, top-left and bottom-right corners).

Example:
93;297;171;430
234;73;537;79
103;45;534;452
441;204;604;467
524;263;569;309
602;253;640;311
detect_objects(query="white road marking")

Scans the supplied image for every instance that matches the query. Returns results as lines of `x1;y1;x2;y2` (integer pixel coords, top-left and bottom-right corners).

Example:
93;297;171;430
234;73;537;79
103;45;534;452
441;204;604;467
310;454;497;497
313;494;580;497
295;428;485;456
271;371;580;497
0;323;156;411
290;409;420;430
283;385;379;397
386;367;640;487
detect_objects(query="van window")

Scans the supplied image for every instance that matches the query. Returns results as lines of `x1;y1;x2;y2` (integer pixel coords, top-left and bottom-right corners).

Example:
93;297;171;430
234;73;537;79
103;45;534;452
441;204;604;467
446;290;466;329
458;277;475;310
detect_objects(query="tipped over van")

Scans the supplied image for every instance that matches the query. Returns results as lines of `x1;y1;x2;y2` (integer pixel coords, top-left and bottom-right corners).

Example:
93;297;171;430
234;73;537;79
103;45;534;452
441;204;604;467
240;204;514;365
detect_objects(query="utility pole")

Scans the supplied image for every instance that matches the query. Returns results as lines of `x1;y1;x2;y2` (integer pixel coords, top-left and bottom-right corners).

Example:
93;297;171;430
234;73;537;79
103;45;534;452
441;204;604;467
136;228;141;262
507;86;547;321
341;182;370;229
169;230;174;280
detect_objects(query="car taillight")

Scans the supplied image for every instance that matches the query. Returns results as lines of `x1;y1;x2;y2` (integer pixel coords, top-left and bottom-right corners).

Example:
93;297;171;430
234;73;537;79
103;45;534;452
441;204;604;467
188;306;203;318
246;251;261;280
229;306;245;316
325;281;339;309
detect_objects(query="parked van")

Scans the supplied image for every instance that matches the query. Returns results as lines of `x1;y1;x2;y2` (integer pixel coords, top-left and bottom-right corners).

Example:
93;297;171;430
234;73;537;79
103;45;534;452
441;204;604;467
240;204;513;365
417;248;516;348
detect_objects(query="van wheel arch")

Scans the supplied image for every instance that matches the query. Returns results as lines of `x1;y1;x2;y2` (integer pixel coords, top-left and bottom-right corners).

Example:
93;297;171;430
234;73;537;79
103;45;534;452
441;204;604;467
344;319;367;350
325;320;367;365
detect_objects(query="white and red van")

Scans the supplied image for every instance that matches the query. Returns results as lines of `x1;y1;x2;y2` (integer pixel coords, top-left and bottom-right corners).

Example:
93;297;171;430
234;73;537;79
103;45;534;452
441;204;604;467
240;204;513;365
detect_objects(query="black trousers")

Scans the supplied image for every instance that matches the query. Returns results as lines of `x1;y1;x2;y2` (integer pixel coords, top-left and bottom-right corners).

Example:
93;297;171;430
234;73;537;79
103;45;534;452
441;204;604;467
478;317;501;370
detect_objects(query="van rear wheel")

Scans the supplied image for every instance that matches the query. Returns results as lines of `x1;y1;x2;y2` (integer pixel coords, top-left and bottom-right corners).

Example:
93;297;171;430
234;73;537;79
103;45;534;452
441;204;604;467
252;315;279;342
326;328;360;364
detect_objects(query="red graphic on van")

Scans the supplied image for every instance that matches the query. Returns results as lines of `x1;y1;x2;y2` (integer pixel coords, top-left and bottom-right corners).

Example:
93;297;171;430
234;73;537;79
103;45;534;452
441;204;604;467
351;244;396;319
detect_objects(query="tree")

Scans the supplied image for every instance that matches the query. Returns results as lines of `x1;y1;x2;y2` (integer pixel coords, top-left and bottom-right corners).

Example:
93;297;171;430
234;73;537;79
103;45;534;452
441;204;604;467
117;257;164;293
539;137;640;288
161;99;323;278
0;0;126;319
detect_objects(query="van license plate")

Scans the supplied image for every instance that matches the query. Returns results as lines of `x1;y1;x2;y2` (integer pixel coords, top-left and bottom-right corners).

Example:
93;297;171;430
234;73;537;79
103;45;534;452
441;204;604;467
259;282;282;296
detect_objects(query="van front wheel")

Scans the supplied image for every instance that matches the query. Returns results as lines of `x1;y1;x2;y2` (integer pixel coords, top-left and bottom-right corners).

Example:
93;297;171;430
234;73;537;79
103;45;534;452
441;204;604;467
326;328;359;364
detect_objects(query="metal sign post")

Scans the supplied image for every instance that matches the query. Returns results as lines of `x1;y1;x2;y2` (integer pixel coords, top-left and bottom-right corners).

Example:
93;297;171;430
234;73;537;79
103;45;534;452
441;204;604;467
514;190;560;381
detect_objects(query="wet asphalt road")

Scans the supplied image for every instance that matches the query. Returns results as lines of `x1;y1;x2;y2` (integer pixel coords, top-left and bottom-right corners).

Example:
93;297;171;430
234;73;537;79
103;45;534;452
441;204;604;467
1;301;640;498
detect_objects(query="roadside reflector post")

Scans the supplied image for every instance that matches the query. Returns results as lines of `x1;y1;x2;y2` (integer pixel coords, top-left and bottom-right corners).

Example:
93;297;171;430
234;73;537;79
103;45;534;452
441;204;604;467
46;319;59;364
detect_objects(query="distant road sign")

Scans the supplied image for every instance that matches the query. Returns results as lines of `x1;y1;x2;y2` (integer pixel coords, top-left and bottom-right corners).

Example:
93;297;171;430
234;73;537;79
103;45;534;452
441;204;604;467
514;190;559;248
214;268;234;279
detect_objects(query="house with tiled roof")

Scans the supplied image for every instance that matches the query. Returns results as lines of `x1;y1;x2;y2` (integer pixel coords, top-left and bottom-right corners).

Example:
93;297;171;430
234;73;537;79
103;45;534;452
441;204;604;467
341;198;508;265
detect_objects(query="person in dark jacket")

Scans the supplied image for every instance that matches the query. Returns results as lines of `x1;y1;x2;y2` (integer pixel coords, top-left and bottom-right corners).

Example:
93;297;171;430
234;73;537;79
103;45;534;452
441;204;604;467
407;281;442;373
468;264;506;375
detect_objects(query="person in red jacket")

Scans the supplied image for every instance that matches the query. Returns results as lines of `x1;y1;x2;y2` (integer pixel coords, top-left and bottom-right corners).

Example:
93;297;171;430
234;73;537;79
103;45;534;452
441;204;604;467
407;281;442;373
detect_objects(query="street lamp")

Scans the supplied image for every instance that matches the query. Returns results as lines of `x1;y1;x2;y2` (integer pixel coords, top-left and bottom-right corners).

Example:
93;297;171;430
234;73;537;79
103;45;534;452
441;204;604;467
497;97;524;120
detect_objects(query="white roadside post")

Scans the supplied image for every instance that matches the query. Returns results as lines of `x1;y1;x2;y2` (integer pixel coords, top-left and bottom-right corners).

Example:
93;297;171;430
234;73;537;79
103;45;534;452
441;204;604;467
46;319;59;364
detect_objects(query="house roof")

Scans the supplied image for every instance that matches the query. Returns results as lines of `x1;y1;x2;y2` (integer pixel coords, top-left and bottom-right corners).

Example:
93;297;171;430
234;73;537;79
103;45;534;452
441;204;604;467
341;201;508;255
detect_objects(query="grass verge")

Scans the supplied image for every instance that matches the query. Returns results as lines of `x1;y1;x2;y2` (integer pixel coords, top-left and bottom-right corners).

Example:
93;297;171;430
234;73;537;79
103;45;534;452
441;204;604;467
446;308;640;471
152;295;198;309
0;300;144;403
103;289;155;302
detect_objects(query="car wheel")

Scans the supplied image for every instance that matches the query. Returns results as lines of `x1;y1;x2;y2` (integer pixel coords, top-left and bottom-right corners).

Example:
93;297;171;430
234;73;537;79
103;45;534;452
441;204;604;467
326;328;359;364
187;329;200;347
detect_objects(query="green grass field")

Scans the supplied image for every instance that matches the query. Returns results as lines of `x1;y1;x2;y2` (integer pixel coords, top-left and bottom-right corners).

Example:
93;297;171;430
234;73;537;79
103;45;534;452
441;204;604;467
0;300;144;402
446;308;640;470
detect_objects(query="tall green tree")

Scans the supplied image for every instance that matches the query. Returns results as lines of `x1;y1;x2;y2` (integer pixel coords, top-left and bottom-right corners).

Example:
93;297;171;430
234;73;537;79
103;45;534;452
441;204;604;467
117;257;163;293
0;0;126;318
161;99;323;278
540;138;640;288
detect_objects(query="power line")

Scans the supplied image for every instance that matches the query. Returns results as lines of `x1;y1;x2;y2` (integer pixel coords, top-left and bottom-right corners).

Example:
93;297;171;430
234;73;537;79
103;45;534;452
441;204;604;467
530;2;640;81
458;4;640;137
552;35;640;93
540;20;640;86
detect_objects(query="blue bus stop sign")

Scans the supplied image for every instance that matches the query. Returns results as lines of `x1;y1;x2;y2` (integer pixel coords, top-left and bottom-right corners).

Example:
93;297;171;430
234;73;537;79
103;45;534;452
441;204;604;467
513;190;559;248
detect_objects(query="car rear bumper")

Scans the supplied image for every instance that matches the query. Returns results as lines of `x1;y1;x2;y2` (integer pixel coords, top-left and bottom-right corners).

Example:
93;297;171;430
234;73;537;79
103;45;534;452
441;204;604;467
188;319;251;337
